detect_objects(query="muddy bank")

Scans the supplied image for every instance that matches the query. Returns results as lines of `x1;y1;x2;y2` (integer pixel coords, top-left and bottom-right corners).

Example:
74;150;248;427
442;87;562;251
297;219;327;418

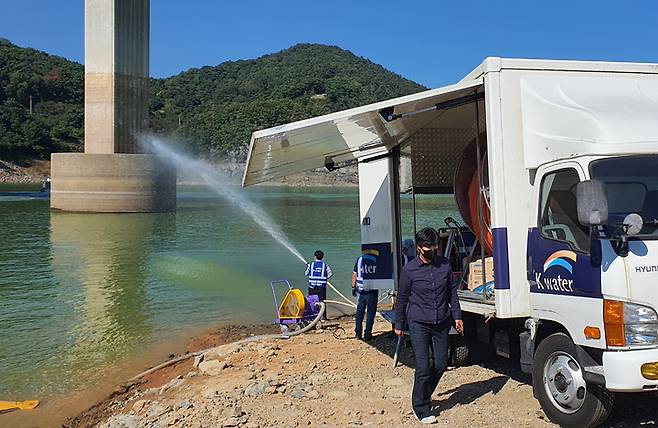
0;324;279;428
0;160;50;184
0;159;357;187
177;161;358;188
60;324;280;428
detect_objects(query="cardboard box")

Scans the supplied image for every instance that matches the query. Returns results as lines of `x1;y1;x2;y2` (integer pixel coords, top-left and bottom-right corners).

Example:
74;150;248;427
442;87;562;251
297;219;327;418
468;257;494;290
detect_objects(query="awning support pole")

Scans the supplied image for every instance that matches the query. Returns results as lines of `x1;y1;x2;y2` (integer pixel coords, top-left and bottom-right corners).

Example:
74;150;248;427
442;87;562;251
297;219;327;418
391;146;402;292
474;92;489;301
412;186;418;239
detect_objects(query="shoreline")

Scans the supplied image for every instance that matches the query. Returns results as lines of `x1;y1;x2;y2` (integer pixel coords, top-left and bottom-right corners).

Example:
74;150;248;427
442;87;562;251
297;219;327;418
39;317;551;428
0;159;358;188
0;159;51;184
6;317;656;427
62;316;552;428
1;322;281;428
63;323;282;428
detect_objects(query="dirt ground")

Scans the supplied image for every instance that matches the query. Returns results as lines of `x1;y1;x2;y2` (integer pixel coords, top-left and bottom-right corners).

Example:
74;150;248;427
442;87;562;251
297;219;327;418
56;317;658;428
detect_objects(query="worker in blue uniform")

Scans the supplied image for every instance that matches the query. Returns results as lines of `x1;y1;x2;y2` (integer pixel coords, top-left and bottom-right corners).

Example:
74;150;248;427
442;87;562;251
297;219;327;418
305;250;332;302
352;254;379;340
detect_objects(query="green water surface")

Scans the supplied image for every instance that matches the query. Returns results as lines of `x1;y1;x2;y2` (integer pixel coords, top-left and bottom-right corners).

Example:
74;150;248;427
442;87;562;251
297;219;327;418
0;185;458;402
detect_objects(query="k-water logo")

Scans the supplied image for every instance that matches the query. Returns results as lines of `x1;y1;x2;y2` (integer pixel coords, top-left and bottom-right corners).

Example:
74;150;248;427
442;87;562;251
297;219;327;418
360;242;393;280
361;249;379;274
535;250;577;293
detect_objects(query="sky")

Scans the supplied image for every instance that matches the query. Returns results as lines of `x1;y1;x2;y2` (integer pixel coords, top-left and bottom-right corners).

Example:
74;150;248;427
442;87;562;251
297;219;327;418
1;0;657;88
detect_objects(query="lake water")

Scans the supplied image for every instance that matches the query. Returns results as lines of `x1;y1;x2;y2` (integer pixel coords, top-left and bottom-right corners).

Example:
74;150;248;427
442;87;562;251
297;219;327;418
0;184;459;413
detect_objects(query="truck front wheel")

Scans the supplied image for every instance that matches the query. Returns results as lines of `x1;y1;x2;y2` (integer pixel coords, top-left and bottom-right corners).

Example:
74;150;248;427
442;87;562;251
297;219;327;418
532;333;614;428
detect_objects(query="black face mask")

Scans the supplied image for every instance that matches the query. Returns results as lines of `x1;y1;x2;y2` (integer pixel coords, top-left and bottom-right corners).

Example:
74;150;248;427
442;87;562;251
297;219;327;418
422;249;436;262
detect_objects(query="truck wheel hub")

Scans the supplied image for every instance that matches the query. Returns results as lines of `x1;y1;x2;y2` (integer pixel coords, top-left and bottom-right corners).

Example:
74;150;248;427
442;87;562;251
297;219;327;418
543;351;587;414
554;373;568;392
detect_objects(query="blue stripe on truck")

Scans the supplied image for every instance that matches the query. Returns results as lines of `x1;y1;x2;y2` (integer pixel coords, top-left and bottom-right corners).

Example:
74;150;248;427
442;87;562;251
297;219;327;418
492;227;511;290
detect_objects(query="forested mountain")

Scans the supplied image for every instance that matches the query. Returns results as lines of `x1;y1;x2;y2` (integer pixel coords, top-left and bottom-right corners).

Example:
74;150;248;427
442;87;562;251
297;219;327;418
0;40;426;160
150;44;426;158
0;39;84;159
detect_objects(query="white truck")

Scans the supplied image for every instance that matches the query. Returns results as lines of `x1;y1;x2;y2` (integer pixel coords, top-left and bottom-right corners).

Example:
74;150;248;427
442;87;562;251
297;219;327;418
242;57;658;427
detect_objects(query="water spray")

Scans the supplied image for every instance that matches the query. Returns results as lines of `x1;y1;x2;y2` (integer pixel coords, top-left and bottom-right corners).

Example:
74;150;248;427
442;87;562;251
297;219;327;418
141;136;359;316
141;135;306;264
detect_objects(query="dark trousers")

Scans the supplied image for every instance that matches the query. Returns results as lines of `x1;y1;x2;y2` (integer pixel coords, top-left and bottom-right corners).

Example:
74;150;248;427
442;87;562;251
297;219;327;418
308;286;326;301
408;319;450;418
355;290;379;338
308;287;327;319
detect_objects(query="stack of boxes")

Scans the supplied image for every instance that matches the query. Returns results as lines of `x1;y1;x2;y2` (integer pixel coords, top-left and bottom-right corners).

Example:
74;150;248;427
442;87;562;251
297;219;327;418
467;257;494;290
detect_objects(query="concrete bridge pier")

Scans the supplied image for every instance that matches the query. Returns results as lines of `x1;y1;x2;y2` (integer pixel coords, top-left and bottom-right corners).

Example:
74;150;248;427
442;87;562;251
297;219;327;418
51;0;176;212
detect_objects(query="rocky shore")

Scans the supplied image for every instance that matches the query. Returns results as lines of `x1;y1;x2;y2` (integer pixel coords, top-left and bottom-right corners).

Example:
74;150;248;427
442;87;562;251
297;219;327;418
0;159;358;187
0;160;50;184
62;318;559;428
201;161;358;187
0;316;648;427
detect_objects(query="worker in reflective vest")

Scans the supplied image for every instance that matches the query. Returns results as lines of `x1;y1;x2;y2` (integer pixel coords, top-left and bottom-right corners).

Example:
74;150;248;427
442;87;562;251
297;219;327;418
305;250;332;302
352;254;379;340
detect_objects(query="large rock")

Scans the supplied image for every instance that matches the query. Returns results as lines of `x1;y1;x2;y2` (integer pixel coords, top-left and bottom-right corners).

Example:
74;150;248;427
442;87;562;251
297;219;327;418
204;387;218;399
131;399;149;413
159;378;184;395
177;399;193;410
244;381;269;397
144;402;168;419
98;414;138;428
198;359;228;376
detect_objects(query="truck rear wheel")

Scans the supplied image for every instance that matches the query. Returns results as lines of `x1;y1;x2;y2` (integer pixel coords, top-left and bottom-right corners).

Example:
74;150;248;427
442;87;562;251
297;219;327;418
532;333;614;428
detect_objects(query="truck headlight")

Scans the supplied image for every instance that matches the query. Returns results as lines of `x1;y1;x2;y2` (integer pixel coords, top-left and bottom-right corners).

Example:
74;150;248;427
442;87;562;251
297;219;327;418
625;303;658;346
625;303;658;323
604;300;658;347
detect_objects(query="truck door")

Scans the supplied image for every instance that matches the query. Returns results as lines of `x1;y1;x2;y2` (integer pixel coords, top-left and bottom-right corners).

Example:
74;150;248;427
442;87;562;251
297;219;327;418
528;165;602;298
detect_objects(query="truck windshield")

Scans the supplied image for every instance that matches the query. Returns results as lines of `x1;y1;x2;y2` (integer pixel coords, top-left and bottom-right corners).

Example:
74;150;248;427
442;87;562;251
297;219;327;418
590;155;658;235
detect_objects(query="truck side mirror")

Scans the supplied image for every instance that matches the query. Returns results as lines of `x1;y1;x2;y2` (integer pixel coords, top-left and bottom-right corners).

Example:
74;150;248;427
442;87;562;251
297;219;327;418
576;180;608;226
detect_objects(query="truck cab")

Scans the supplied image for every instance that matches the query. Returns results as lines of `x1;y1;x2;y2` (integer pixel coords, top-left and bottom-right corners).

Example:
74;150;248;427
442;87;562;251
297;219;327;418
527;154;658;425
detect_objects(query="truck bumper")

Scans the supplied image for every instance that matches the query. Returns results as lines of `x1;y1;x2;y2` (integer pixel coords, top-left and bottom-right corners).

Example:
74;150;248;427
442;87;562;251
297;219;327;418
603;347;658;392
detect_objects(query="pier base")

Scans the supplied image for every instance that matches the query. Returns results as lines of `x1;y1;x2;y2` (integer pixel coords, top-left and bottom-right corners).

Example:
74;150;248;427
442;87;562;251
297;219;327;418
50;153;176;213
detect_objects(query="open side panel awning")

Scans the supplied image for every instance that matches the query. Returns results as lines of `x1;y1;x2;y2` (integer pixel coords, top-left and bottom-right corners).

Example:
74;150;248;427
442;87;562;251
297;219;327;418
242;79;483;187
